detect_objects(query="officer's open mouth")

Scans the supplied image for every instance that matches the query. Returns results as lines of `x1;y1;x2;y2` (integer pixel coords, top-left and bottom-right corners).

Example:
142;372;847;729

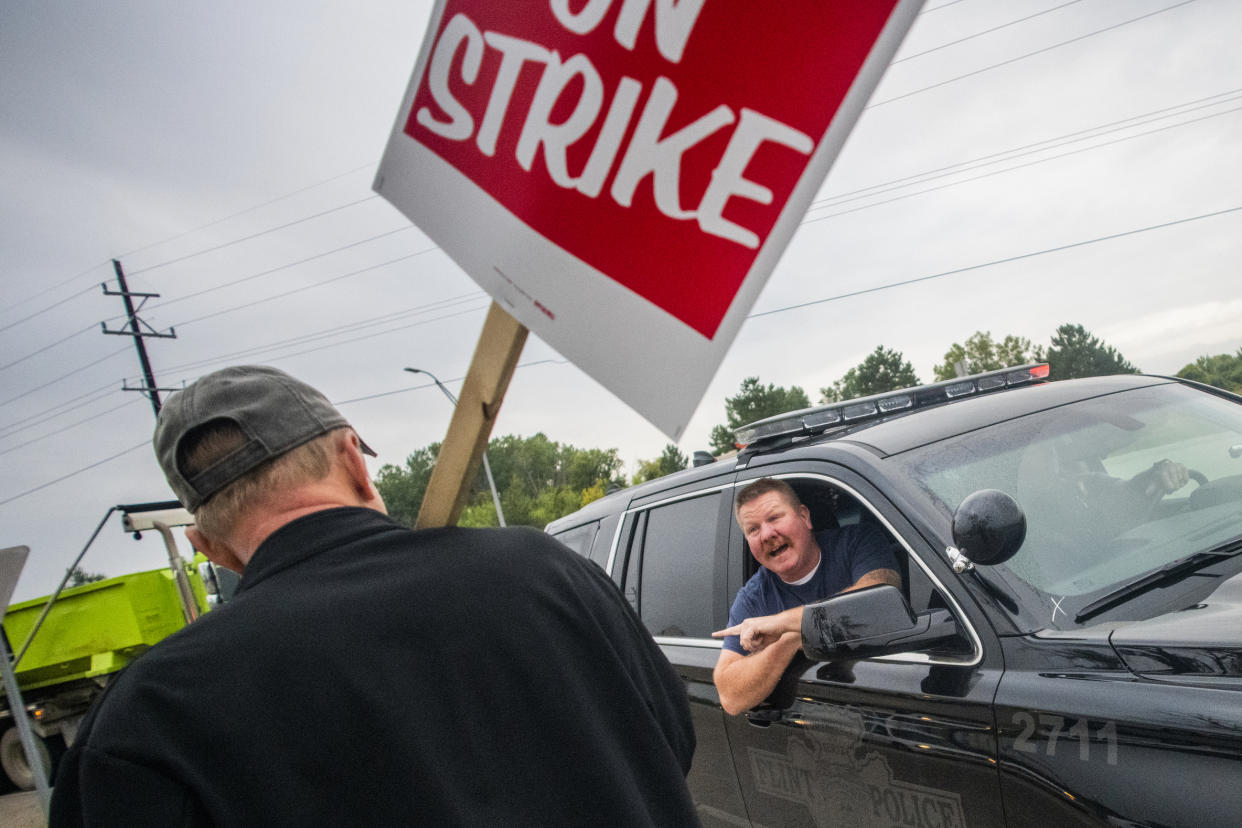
768;543;789;557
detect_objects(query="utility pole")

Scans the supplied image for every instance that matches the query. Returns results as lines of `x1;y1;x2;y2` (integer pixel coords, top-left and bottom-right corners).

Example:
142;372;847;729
102;258;176;418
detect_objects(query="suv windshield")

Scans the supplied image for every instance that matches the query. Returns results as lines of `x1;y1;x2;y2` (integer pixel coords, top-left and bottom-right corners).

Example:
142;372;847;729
895;382;1242;628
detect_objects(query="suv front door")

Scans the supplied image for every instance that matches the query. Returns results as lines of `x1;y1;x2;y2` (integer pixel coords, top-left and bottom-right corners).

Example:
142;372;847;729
723;465;1006;827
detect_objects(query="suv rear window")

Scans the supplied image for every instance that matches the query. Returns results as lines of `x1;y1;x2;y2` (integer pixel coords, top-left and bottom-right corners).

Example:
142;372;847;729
628;492;721;639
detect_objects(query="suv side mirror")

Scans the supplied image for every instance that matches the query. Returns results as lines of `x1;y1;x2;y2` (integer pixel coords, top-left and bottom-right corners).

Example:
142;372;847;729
950;488;1026;567
801;584;957;662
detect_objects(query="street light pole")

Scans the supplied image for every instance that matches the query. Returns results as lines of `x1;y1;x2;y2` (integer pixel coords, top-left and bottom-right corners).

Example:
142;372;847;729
405;367;507;527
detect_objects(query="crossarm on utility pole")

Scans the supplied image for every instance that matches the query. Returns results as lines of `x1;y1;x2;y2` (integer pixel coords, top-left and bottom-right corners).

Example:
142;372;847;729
415;302;527;529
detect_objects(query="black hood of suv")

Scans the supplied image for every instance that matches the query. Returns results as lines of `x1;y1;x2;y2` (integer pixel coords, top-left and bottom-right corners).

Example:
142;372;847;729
1110;571;1242;680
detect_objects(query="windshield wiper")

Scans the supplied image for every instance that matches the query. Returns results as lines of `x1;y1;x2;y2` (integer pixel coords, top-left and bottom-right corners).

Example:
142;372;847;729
1074;535;1242;624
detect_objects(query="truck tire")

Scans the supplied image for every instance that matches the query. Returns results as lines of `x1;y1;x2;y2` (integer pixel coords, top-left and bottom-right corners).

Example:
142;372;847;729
0;726;51;792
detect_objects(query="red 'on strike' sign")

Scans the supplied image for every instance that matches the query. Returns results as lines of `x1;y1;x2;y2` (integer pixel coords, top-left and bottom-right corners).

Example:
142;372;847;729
404;0;900;339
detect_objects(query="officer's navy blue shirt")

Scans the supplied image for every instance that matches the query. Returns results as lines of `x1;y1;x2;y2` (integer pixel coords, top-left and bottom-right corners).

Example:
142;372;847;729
724;523;897;655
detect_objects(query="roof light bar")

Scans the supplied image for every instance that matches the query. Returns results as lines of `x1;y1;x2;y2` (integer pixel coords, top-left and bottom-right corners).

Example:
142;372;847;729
978;376;1006;392
877;394;913;413
843;401;877;421
803;408;842;429
734;363;1050;448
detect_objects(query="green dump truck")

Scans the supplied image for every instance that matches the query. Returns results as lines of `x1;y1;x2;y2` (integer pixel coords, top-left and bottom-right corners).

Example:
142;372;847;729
0;502;230;791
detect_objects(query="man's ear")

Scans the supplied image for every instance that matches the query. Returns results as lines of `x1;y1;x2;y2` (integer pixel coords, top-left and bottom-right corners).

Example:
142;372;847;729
340;430;385;512
187;526;245;574
798;503;813;529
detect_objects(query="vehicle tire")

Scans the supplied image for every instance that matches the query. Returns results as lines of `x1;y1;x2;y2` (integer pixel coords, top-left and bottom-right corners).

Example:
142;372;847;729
0;725;51;791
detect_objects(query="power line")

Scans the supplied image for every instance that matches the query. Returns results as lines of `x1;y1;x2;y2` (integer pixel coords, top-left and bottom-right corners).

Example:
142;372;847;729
0;397;143;458
3;166;379;320
49;3;1200;343
117;163;376;261
6;165;378;319
126;195;382;277
0;0;1197;331
803;102;1242;223
0;325;96;373
0;379;117;439
871;0;1199;107
74;0;1209;326
0;383;118;441
1;261;111;324
0;345;130;411
0;358;572;508
76;0;1195;307
85;88;1234;379
158;292;489;375
115;226;416;319
755;204;1242;320
16;202;1232;448
0;284;100;335
170;302;492;381
29;245;465;377
1;289;585;432
921;0;969;12
813;88;1242;210
0;1;1222;460
6;188;1237;509
336;359;570;407
169;246;444;329
0;440;149;508
894;0;1086;64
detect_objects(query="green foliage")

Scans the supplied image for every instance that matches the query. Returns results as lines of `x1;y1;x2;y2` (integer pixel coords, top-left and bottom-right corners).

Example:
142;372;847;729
373;442;440;528
821;346;920;403
633;443;689;485
530;486;588;526
374;433;625;529
709;377;810;454
1176;348;1242;393
933;331;1039;381
579;480;608;506
1045;323;1138;380
565;447;625;492
68;566;106;587
457;499;499;528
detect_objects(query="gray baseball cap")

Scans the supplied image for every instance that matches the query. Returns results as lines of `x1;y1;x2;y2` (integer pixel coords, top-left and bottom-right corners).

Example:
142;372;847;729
154;365;375;511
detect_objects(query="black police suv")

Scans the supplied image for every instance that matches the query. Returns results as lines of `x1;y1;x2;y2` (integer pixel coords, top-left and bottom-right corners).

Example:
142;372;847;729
546;366;1242;827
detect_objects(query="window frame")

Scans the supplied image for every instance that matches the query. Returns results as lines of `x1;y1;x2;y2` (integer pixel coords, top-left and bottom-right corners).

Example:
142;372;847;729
612;482;737;647
730;469;984;667
600;466;985;667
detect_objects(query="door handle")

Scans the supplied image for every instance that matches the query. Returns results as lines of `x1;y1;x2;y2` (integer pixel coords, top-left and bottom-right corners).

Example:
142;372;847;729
744;707;782;728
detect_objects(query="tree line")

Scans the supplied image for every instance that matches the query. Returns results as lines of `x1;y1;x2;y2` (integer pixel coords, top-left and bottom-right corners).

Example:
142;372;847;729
375;433;690;530
377;323;1242;527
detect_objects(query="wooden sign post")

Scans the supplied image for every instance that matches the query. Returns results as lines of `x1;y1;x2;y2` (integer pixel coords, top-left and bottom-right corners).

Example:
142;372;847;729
415;302;528;528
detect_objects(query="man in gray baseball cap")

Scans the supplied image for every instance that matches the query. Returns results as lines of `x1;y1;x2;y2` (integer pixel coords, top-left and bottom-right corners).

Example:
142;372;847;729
153;363;378;513
148;364;382;571
51;365;697;826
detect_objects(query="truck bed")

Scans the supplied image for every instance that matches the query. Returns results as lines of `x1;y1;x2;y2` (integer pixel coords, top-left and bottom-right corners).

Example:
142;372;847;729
3;567;207;692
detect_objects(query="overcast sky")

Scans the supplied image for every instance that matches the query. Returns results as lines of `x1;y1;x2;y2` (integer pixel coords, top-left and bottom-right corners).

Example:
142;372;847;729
3;0;1240;602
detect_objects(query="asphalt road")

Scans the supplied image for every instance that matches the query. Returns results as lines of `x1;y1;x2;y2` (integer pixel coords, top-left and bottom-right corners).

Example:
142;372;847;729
0;790;46;826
